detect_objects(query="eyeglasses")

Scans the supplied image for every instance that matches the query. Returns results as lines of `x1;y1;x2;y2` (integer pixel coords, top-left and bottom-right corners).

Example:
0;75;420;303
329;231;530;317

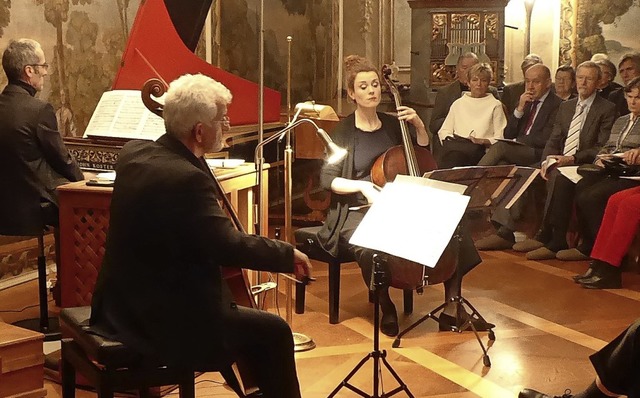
27;63;49;70
212;115;230;127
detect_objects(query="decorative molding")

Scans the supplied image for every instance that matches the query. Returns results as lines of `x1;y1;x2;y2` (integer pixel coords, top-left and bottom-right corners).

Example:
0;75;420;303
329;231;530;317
408;0;509;9
558;0;576;66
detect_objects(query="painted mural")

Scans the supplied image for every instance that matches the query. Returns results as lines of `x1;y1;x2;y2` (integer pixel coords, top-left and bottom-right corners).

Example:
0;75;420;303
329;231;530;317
0;0;334;138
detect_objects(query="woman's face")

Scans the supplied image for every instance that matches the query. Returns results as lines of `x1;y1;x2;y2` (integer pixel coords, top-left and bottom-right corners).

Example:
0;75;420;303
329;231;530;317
349;71;381;109
468;74;490;98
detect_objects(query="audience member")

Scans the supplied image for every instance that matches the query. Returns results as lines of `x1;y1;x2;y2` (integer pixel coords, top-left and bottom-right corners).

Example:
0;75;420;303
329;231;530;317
521;74;639;263
594;58;622;99
554;65;577;101
575;185;640;289
429;52;499;156
437;63;507;168
475;64;563;250
609;52;640;117
501;54;544;115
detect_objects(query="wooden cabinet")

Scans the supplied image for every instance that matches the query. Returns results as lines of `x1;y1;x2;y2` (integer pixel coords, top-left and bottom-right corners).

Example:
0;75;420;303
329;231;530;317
0;322;46;398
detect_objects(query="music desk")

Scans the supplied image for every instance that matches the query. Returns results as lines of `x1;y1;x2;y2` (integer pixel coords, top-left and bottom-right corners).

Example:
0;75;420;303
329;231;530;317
57;163;268;308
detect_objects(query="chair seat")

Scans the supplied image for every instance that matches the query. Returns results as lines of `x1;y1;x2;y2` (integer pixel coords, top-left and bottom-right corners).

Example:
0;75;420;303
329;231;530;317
60;307;143;369
294;226;354;264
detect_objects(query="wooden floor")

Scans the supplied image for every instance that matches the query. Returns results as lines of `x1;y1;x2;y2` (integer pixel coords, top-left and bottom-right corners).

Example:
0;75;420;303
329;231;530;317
2;248;640;398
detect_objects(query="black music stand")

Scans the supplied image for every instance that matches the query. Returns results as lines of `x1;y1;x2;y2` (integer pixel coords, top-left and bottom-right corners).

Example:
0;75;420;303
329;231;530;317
328;254;414;398
391;165;539;367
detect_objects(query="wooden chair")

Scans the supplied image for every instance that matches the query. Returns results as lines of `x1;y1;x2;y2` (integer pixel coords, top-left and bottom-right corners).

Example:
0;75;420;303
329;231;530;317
59;306;244;398
294;226;413;324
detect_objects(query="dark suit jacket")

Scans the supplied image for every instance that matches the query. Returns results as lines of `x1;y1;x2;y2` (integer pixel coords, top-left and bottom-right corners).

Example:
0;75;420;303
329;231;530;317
0;83;83;235
429;80;499;136
542;95;616;164
609;88;630;118
90;134;294;367
500;81;525;116
503;92;563;160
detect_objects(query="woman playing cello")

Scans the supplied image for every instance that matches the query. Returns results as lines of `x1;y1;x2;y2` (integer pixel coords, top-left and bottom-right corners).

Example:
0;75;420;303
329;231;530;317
316;55;492;336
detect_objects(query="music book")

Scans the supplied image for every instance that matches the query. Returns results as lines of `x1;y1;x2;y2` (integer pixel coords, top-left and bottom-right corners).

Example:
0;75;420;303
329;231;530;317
349;176;469;268
495;138;525;146
84;90;166;141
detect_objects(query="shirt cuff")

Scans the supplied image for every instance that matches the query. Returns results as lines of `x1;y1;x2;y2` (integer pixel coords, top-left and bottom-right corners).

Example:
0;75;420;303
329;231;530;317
513;109;524;119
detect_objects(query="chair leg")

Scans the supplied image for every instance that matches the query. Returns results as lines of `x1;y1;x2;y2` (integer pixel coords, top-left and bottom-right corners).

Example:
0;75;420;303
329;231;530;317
328;260;341;324
403;289;413;315
295;281;305;314
179;373;196;398
60;340;76;398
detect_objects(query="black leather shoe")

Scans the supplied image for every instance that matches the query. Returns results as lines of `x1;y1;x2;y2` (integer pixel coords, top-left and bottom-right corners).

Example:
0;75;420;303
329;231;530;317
572;266;595;283
580;272;622;289
518;388;572;398
380;310;399;337
438;313;495;332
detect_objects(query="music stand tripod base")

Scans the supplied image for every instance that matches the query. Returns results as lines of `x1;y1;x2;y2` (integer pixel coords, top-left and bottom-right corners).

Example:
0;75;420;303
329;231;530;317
329;254;414;398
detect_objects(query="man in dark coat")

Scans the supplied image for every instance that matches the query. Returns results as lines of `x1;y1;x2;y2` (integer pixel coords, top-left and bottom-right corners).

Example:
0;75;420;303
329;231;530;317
89;73;312;398
500;54;544;116
0;38;83;236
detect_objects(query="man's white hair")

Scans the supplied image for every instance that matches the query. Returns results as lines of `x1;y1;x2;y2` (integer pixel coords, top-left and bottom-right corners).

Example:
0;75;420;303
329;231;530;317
163;73;232;140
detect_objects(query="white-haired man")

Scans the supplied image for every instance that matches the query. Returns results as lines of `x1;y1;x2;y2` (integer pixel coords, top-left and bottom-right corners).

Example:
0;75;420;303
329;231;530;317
90;73;312;398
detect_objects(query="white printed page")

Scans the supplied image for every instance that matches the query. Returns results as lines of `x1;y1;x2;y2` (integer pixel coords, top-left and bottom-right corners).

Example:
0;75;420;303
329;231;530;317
84;90;166;140
349;177;469;268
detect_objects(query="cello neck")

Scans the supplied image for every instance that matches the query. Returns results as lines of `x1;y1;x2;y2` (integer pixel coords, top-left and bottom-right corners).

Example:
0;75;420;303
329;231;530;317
382;65;420;177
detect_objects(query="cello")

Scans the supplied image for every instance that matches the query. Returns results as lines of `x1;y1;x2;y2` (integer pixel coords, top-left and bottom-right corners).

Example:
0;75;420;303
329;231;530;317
370;66;457;290
370;65;437;187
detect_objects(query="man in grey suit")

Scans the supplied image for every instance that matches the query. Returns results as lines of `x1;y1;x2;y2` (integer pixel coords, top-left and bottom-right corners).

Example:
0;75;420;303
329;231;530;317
515;61;617;260
500;54;544;116
429;52;498;156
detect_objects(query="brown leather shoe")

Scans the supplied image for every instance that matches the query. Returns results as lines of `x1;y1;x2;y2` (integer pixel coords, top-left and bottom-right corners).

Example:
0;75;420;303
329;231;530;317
518;388;572;398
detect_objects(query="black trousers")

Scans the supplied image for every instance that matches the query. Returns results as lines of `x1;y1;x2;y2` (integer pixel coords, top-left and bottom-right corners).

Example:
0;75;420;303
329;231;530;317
543;172;639;252
590;319;640;397
437;137;486;169
220;305;301;398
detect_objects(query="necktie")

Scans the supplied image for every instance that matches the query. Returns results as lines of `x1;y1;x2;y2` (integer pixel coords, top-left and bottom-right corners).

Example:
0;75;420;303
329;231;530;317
563;103;584;156
523;100;540;135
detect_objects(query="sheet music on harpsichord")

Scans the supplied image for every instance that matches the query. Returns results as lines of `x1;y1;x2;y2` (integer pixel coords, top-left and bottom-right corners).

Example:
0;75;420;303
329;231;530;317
83;90;166;140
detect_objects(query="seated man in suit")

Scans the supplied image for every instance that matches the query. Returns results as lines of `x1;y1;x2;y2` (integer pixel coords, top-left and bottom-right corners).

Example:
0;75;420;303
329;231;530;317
475;64;562;250
594;58;622;100
429;52;499;156
501;53;543;116
555;65;577;101
0;38;84;233
519;318;640;398
89;73;313;398
514;61;618;259
608;52;640;118
0;38;84;302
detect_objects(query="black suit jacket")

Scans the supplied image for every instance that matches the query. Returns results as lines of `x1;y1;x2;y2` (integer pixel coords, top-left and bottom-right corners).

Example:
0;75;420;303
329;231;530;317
608;88;630;118
0;83;83;235
503;92;563;160
500;81;525;116
542;95;616;164
90;134;294;367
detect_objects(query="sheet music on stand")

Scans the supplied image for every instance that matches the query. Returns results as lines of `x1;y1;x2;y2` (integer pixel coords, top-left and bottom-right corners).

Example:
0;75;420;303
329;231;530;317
423;165;540;210
349;176;469;269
